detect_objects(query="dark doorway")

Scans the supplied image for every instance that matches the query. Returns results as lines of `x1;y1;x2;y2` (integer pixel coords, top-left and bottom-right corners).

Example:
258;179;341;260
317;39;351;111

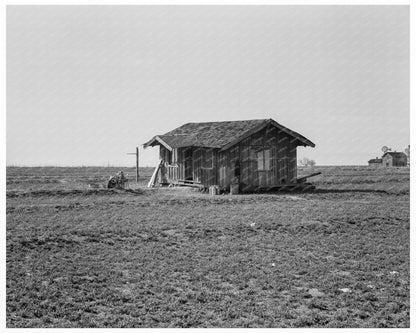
234;160;240;180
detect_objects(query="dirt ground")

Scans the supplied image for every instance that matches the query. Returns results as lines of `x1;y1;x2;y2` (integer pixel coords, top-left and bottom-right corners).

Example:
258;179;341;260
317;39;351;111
6;166;410;327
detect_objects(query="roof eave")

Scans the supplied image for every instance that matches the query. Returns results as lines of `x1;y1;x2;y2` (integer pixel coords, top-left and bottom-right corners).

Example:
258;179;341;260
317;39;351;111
143;135;173;151
143;136;158;149
269;119;315;148
220;119;315;151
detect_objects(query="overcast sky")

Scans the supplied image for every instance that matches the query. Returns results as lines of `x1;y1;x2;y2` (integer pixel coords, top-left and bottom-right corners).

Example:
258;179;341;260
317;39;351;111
7;5;409;166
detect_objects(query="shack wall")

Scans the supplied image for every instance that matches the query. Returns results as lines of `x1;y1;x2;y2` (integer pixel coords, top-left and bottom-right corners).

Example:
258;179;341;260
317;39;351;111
192;147;218;185
160;146;218;185
218;124;297;192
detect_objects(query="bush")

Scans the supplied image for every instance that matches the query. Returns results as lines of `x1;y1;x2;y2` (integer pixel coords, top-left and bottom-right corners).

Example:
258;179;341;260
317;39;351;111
298;158;316;167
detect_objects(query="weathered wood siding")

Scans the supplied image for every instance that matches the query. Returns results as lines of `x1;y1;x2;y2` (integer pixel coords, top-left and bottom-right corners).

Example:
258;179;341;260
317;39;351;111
160;146;218;185
218;124;298;192
159;146;171;164
192;147;218;185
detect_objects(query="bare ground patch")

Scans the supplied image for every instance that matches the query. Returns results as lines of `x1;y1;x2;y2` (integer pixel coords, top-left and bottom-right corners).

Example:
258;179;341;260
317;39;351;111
6;166;410;328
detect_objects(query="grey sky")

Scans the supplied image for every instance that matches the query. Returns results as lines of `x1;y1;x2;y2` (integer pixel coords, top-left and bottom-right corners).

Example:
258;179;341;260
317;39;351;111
7;5;409;166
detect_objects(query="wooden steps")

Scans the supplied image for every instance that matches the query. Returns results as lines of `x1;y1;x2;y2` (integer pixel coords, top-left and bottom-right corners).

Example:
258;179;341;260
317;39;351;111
170;180;204;188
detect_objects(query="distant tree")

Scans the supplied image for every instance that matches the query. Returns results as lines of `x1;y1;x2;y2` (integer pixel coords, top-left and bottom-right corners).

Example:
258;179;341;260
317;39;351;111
298;158;316;167
405;145;410;166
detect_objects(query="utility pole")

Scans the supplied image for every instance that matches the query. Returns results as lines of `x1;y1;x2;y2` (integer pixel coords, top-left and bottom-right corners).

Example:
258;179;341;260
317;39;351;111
126;147;139;182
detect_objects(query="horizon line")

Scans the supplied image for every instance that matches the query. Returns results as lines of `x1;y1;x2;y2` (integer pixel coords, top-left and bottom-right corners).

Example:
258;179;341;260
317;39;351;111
6;164;371;168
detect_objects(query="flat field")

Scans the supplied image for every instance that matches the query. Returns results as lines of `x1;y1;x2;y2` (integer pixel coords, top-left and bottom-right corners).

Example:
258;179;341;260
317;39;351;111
6;166;410;327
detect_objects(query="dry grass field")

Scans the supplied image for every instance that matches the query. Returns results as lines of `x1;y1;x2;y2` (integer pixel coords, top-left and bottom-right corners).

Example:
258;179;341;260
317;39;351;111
6;166;410;327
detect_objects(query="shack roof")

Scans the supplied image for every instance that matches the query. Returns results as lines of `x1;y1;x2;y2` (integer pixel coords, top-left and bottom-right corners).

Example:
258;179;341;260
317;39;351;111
143;118;315;150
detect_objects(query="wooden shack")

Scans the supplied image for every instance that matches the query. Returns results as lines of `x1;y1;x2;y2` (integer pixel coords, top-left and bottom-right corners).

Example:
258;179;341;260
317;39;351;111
381;152;407;167
143;119;315;192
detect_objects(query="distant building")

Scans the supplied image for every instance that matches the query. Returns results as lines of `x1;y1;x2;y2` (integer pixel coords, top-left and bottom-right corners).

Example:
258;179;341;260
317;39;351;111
368;158;382;167
381;152;407;167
